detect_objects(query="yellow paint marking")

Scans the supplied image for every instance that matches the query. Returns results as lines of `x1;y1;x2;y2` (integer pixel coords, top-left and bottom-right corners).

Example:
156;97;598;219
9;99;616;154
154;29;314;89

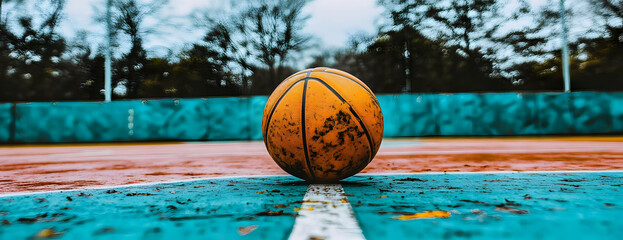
294;207;314;211
34;228;64;238
302;200;329;204
392;210;451;220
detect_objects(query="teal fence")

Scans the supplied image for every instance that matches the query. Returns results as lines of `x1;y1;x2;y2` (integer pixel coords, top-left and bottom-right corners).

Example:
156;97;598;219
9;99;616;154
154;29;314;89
1;92;622;143
378;92;623;137
0;103;12;142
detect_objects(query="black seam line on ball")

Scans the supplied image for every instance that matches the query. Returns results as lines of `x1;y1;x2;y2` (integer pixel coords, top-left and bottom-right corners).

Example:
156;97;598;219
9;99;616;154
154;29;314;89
265;69;310;133
264;79;305;141
311;70;374;97
301;76;316;180
308;77;374;162
263;69;309;137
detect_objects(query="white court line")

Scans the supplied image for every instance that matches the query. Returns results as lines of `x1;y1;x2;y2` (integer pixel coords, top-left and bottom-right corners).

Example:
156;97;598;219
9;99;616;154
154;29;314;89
380;148;623;155
359;169;623;176
3;170;622;197
289;184;365;240
0;174;290;197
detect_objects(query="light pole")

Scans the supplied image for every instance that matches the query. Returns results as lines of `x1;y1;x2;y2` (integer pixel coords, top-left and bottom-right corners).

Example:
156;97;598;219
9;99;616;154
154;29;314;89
104;0;112;102
560;0;571;92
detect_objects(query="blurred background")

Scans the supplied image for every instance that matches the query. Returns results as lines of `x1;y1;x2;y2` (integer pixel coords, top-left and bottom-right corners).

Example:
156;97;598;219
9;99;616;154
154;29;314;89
1;0;621;103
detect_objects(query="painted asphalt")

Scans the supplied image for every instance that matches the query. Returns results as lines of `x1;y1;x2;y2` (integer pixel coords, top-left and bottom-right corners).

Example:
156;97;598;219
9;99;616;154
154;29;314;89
344;172;623;240
0;172;621;239
0;137;622;239
2;137;623;193
0;176;308;239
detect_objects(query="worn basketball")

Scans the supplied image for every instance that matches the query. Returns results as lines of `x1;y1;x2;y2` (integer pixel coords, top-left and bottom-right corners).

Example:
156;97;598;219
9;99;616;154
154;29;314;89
262;67;384;182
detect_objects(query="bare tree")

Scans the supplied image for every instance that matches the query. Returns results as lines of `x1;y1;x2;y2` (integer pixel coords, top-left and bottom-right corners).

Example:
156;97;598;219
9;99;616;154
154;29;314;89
236;0;311;89
0;0;26;23
194;0;311;94
108;0;167;98
589;0;622;38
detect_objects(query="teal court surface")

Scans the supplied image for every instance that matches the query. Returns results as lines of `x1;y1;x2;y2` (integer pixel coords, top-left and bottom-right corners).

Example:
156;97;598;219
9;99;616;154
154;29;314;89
0;171;621;239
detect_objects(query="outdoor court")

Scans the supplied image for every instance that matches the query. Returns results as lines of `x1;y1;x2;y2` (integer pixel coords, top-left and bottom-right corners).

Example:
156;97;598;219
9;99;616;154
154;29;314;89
0;136;622;239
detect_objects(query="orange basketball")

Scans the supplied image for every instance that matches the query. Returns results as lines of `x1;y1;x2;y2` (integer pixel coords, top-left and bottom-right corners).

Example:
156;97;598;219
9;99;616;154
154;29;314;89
262;67;384;182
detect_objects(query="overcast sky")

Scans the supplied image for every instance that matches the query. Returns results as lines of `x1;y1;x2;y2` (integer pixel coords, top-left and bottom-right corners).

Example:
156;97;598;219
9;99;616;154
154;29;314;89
7;0;597;63
55;0;384;58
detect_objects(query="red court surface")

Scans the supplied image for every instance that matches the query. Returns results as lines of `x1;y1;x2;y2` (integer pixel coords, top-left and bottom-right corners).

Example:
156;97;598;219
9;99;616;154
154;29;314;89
1;136;622;193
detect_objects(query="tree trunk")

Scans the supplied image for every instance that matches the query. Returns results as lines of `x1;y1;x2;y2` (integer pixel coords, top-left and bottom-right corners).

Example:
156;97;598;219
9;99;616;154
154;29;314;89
242;75;248;95
268;62;275;90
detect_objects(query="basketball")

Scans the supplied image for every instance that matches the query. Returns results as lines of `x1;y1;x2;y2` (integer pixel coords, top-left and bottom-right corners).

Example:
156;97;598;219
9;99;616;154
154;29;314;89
262;67;384;182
